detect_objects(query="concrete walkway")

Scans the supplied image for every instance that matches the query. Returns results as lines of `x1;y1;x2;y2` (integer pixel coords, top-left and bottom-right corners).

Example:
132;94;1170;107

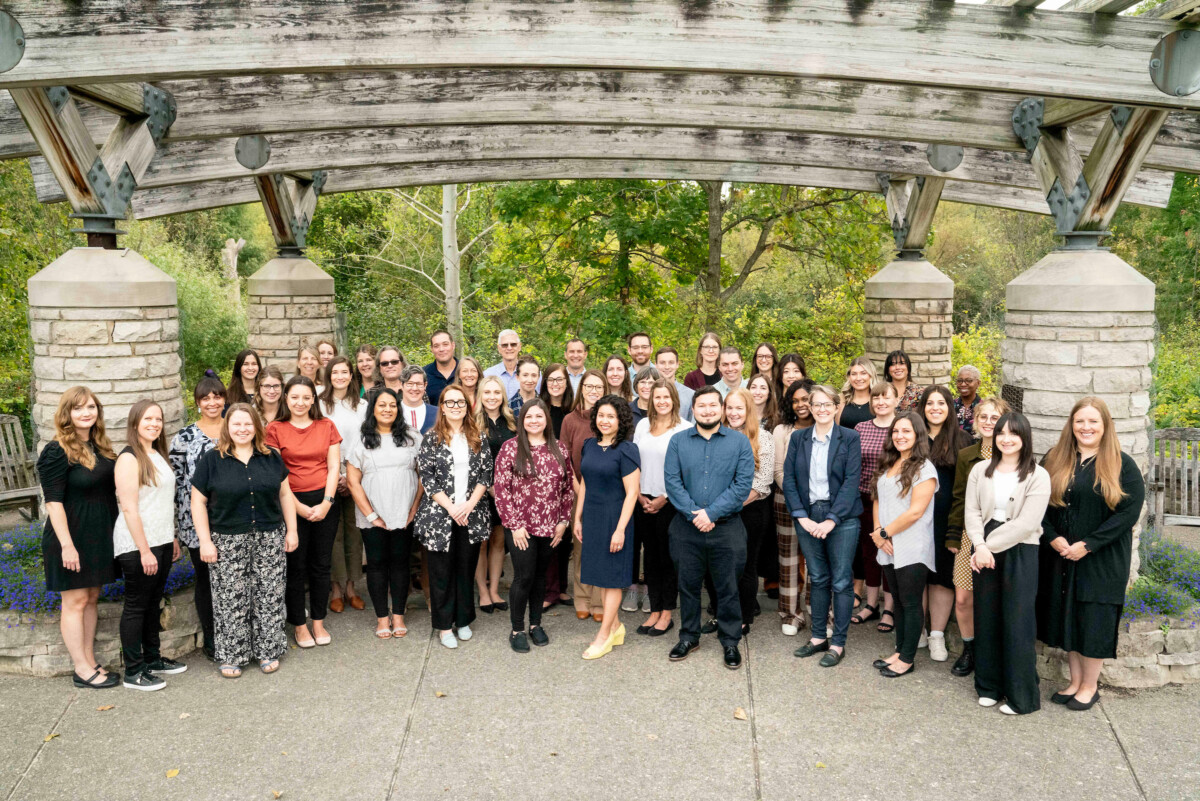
2;598;1197;801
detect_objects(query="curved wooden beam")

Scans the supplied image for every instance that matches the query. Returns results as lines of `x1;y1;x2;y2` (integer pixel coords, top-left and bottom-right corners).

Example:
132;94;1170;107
127;160;1063;220
0;1;1197;110
4;70;1198;173
26;124;1175;207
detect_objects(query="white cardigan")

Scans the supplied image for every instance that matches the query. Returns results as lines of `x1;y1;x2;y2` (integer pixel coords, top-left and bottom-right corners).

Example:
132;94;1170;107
964;461;1051;554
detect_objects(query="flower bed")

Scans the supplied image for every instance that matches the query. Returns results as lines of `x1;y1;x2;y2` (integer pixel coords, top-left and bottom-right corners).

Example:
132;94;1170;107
1;523;201;677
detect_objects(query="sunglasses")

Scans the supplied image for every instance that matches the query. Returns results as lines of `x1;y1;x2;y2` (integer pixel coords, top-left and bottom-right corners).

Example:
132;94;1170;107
379;359;402;367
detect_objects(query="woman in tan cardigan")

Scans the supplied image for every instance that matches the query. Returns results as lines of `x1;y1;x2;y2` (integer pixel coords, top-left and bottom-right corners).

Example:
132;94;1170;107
964;412;1050;716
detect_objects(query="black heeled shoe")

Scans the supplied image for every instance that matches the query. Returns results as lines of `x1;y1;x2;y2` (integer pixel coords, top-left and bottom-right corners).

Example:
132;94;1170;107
1066;691;1100;711
494;600;509;612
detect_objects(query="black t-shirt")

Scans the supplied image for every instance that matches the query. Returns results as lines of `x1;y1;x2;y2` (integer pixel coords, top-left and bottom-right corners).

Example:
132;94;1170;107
191;447;289;534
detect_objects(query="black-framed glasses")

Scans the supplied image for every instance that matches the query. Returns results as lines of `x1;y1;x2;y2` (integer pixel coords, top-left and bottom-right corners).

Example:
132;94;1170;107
443;399;468;409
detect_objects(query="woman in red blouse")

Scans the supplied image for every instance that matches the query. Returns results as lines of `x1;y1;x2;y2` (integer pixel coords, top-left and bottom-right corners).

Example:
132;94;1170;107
266;376;342;648
852;381;898;632
493;400;576;653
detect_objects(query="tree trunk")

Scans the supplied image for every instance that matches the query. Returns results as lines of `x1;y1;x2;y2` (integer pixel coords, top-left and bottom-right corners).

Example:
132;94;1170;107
441;183;464;355
702;181;726;329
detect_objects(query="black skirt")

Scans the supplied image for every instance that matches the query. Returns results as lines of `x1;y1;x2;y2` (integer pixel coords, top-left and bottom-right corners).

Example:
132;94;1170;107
1037;547;1123;659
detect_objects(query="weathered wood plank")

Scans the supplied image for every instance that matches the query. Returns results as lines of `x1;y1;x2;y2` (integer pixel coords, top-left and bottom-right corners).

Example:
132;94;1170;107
1077;106;1170;230
1041;99;1113;127
8;87;104;212
901;177;948;251
125;160;1061;219
983;0;1046;7
0;1;1197;109
1057;0;1143;14
1152;0;1200;19
69;83;144;116
24;124;1177;207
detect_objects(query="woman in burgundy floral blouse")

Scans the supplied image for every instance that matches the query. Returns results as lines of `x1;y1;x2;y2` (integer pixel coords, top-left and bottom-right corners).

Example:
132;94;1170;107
493;400;576;653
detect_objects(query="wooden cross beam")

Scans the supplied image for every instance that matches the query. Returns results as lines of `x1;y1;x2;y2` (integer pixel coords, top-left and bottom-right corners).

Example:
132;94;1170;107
1014;98;1169;243
7;82;173;245
878;174;947;258
254;171;325;257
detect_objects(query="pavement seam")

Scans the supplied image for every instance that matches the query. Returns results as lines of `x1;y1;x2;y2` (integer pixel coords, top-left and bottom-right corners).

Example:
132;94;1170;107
5;692;76;801
744;635;764;801
385;627;435;801
1097;699;1149;801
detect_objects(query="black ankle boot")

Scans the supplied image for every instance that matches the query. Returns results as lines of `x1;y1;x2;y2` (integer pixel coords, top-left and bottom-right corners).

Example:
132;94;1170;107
951;640;975;677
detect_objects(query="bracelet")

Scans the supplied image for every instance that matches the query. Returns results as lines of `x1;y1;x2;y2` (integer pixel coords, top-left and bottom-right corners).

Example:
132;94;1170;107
366;512;379;523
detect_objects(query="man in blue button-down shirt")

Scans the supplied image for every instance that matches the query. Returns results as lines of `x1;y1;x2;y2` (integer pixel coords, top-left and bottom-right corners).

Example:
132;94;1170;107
663;386;755;669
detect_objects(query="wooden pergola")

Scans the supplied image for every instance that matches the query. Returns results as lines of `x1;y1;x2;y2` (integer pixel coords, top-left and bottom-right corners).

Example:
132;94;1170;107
1;0;1196;481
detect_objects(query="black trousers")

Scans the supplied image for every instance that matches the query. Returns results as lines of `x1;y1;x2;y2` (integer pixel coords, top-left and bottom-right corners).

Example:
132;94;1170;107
187;546;214;652
361;525;413;618
974;530;1041;713
506;530;555;631
636;502;678;611
117;542;173;678
285;489;340;625
757;488;780;586
427;524;480;631
882;562;928;665
738;497;772;627
671;514;746;649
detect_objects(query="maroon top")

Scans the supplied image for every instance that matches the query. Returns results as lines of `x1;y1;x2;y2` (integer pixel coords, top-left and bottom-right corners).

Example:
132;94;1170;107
492;439;575;537
683;368;721;390
855;419;891;494
559;407;593;480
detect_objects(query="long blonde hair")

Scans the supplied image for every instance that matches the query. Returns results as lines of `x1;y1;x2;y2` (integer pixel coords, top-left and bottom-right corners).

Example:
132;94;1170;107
474;375;516;431
52;386;116;469
724;387;762;470
646;379;682;431
1043;396;1127;509
124;400;168;487
841;355;879;404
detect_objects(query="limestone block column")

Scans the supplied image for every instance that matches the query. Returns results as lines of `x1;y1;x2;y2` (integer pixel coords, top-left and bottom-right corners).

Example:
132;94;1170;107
864;259;954;385
28;248;183;450
246;258;336;370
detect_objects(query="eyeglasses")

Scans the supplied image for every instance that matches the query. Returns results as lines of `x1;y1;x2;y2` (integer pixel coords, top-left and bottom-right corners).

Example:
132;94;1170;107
810;402;836;411
499;343;520;349
260;383;282;391
547;376;567;384
443;399;468;409
977;414;1002;423
701;344;719;351
582;384;604;393
379;359;402;367
403;381;425;389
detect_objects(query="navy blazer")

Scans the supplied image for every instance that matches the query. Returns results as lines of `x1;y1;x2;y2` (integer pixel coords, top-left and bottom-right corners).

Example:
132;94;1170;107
782;424;863;526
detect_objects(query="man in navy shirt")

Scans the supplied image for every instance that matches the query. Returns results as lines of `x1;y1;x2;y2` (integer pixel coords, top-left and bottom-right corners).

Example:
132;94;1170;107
663;385;755;669
423;329;458;404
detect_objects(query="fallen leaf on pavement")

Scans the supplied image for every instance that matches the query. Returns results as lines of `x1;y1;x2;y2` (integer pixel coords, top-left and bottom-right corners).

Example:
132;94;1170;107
43;733;59;742
733;707;747;721
166;769;179;778
96;705;114;712
281;751;288;756
179;713;191;719
816;762;827;769
646;734;658;741
434;691;447;698
272;792;283;799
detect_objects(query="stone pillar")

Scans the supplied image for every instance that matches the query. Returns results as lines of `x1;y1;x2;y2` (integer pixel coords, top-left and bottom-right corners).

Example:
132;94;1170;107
246;258;336;370
864;259;954;385
28;247;183;450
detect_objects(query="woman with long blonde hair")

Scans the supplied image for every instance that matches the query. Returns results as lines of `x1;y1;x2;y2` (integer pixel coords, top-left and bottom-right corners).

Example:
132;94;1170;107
724;388;776;637
1037;397;1144;711
37;386;120;689
474;375;516;613
837;355;877;431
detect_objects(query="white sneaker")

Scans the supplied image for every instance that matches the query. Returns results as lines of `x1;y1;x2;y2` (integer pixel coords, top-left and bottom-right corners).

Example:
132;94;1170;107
978;697;998;708
918;629;928;649
999;704;1018;715
622;587;639;612
781;623;799;637
928;632;948;662
439;631;458;649
457;625;473;641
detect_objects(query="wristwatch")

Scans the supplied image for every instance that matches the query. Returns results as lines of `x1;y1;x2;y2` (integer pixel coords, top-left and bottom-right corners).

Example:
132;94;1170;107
879;527;890;540
324;495;335;504
366;512;380;523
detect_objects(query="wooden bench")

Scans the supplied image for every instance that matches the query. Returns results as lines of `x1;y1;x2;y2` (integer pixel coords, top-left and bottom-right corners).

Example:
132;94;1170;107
1149;427;1200;528
0;414;39;520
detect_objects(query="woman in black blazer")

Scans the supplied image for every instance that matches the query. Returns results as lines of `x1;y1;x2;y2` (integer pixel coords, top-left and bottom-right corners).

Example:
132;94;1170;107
1038;397;1144;711
782;385;863;667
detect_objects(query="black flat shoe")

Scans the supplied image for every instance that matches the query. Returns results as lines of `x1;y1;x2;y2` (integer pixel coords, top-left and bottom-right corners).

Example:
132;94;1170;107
1067;691;1100;711
509;631;530;653
1051;691;1076;705
528;626;549;647
752;600;761;617
700;618;718;635
636;624;652;635
723;646;742;670
669;639;700;661
872;658;892;670
819;649;844;668
73;669;118;689
880;664;916;678
480;603;495;614
766;587;780;600
647;620;674;637
850;604;879;625
794;640;830;658
494;601;509;612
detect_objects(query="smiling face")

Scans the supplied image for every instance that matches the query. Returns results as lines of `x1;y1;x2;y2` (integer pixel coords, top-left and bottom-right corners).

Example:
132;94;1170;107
693;391;723;426
373;393;398;428
240;354;260;382
871;387;898;419
995;421;1024;456
329;362;352;392
923;392;950;428
137;404;163;444
480;380;505;413
791;388;811;422
627;335;652;367
849;363;872;391
356;352;376;382
719;352;743;386
523;405;548;438
565;341;587;371
652;386;675;418
378;349;404;382
227;409;257;446
748;375;770;408
458;360;479;389
781;361;804;387
891;417;916;455
636;375;656;402
956;371;981;400
755;347;774;375
723;393;747;429
441;389;468;423
402;373;427;406
498;332;521;363
317;343;336;365
70;396;99;434
579;376;604;410
594;402;619;439
297;350;320;380
517;362;539;395
888;360;909;382
655;351;679;382
259;375;282;405
974;402;1002;439
431;333;455;364
198;391;225;421
1072;405;1104;451
809;390;836;426
286;384;315;419
699;336;720;366
545;369;567;401
605;360;626;391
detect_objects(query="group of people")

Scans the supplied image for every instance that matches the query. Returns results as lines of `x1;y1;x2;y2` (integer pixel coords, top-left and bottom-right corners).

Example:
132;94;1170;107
38;328;1143;716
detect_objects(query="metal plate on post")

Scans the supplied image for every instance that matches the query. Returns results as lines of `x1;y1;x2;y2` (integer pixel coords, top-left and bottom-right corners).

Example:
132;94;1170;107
235;135;271;170
1151;29;1200;97
0;11;24;73
927;144;963;173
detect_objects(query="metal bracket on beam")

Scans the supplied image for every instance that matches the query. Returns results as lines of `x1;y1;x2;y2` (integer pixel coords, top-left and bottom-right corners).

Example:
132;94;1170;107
1150;28;1200;97
1012;97;1044;151
0;10;24;74
1046;173;1091;233
1110;104;1134;133
47;86;70;114
143;85;177;144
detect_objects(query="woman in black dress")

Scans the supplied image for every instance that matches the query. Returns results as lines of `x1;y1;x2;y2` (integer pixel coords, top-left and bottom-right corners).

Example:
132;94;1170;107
37;386;120;689
1038;397;1144;711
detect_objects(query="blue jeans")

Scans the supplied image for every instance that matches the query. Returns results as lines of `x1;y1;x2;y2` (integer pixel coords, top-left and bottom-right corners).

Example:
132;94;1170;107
795;502;860;648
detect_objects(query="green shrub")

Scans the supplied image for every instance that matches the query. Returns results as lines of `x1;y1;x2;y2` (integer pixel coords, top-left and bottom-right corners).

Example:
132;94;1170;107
1139;530;1200;601
1152;324;1200;429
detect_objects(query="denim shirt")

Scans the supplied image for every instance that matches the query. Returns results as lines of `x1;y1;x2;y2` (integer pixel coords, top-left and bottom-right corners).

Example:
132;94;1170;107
663;425;755;523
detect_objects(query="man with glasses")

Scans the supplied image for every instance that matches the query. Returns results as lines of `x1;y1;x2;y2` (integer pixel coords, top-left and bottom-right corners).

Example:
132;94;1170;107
654;346;694;421
626;332;653;372
663;386;756;670
424;330;458;404
715;347;748;399
378;346;407;394
565;338;589;392
485;329;530;398
399;366;437;433
954;365;982;433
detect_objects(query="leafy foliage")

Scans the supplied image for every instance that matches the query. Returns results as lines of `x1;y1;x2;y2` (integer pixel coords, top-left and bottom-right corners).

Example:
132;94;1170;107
1153;323;1200;428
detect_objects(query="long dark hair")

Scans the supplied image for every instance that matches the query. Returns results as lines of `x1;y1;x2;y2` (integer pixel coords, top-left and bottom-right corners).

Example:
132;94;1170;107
985;412;1037;482
602;355;633;401
876;412;931;498
512;399;568;477
277;375;324;423
779;378;816;427
776;352;807;397
320;356;363;412
359;387;416;450
918;385;971;467
539;362;576;410
227;349;260;406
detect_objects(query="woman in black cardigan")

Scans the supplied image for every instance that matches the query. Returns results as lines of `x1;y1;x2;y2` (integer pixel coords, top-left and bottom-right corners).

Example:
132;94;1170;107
1038;397;1144;711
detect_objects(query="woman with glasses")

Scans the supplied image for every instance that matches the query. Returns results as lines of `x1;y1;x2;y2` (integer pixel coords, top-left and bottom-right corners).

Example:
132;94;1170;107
684;332;722;390
560;369;608;621
475;376;515;614
753;343;780;388
630;365;661;428
538;363;575;438
255;366;285;424
772;378;816;636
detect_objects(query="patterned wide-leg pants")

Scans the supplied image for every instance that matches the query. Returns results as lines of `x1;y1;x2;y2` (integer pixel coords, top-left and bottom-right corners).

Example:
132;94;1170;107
210;527;288;666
